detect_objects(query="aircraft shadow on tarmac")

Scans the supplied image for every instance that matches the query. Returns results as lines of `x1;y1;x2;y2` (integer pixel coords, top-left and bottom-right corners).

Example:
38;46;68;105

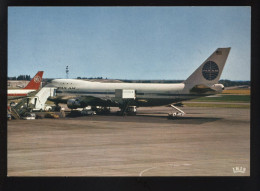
134;114;222;125
67;113;222;125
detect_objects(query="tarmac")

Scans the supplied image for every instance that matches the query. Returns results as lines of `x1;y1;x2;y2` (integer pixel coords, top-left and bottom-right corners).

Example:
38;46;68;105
7;106;250;176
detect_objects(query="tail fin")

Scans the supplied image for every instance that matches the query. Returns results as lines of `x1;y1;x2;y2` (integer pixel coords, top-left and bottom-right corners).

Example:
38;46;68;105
184;48;231;86
23;71;44;90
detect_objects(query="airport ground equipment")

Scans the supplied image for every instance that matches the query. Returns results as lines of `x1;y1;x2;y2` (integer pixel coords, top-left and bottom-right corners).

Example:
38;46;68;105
22;113;36;120
82;110;96;115
9;107;20;119
9;87;56;119
115;89;136;99
168;104;185;119
115;89;136;115
7;113;12;120
10;97;31;119
91;106;109;114
29;87;57;111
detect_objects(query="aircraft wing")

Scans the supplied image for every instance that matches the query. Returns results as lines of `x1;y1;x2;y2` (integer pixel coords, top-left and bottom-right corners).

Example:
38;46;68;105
48;95;118;109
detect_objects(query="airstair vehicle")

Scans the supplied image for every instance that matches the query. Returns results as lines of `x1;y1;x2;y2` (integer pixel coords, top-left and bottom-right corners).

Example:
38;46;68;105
10;97;31;119
29;87;57;111
9;87;57;119
168;104;185;119
115;89;136;115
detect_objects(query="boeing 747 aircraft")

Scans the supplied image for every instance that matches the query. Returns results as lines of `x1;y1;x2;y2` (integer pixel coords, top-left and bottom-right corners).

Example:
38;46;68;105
48;48;230;115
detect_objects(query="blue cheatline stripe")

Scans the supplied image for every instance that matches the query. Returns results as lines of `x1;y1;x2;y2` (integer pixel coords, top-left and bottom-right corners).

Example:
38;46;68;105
56;90;212;97
56;91;115;94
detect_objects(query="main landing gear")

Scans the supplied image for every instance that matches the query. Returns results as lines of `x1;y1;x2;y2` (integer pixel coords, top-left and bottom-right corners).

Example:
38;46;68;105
118;100;137;116
91;106;111;114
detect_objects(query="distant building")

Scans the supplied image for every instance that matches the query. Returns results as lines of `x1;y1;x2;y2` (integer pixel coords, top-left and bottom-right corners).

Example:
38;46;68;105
7;80;43;89
7;80;30;89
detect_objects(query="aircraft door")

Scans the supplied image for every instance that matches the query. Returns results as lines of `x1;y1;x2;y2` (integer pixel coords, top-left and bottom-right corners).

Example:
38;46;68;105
53;88;57;97
105;89;110;99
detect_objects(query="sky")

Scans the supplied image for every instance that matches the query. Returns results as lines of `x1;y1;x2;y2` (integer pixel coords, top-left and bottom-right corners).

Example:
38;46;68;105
8;7;251;80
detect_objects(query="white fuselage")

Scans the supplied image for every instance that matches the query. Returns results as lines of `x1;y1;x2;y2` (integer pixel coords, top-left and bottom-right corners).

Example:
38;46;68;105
7;89;36;100
50;79;211;106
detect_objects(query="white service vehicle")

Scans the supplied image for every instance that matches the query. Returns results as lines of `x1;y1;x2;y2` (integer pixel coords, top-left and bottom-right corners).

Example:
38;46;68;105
23;113;36;120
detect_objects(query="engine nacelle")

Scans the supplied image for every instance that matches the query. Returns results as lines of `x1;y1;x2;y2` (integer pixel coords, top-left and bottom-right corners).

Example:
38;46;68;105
210;84;224;92
67;99;81;109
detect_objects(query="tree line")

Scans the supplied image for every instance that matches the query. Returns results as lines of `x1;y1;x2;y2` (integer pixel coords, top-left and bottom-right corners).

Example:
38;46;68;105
8;75;31;80
219;79;250;87
77;77;104;79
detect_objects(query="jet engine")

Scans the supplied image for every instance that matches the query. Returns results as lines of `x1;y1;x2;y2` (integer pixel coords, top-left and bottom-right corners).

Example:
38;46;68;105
190;83;224;94
67;99;81;109
210;84;224;92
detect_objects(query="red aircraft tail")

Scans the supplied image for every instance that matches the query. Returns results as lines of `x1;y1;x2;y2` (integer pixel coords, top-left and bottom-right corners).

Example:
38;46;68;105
23;71;44;90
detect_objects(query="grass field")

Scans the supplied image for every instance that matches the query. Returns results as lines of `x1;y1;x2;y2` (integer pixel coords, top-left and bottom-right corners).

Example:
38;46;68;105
191;94;250;103
184;102;250;109
222;89;250;95
186;88;250;108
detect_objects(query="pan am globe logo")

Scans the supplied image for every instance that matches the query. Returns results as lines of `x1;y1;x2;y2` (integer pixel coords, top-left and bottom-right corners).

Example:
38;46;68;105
34;76;41;83
202;61;219;81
